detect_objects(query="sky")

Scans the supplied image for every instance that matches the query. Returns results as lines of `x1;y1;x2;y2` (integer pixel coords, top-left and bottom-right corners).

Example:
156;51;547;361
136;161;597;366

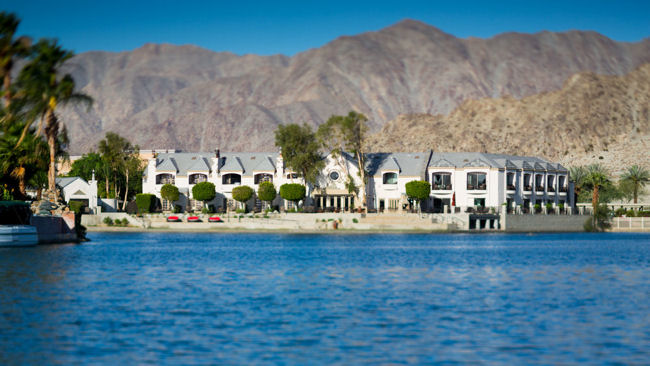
3;0;649;56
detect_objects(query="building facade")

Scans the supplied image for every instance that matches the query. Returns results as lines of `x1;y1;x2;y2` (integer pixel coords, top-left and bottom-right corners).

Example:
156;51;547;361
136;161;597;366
142;150;573;213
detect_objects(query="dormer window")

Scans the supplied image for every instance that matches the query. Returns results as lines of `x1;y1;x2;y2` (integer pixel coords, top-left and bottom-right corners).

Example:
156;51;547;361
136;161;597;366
222;173;241;185
329;171;340;181
156;174;174;185
383;172;398;185
254;173;273;184
432;172;452;190
189;173;207;185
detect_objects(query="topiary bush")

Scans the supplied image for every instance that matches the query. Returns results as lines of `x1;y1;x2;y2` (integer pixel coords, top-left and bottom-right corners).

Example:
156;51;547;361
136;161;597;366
68;201;84;214
103;217;113;226
405;180;431;212
136;193;157;214
192;182;216;208
280;183;306;205
232;185;254;205
257;181;276;205
160;184;180;205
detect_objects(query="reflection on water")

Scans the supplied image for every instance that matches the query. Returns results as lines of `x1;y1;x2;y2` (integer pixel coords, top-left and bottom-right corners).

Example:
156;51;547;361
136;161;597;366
1;232;649;364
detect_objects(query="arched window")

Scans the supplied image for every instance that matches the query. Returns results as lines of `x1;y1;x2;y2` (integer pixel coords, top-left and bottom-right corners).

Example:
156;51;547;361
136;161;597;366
254;173;273;184
156;173;174;185
383;172;398;184
222;173;241;185
506;172;515;191
467;172;486;190
189;173;207;185
432;172;452;190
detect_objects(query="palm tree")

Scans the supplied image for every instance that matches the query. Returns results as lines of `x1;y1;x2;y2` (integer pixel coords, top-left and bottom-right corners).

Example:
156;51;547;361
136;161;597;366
18;39;92;200
0;12;31;108
621;165;650;204
583;164;611;221
0;120;47;197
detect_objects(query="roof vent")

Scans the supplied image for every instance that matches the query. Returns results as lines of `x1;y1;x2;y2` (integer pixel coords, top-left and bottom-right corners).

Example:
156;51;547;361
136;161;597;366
251;156;256;160
415;155;420;159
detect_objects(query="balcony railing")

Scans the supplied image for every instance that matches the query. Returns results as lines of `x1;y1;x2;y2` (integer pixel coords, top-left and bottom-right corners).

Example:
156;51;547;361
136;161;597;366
523;185;532;191
467;184;487;190
432;184;452;190
559;186;568;193
507;184;516;191
535;185;545;192
547;186;555;192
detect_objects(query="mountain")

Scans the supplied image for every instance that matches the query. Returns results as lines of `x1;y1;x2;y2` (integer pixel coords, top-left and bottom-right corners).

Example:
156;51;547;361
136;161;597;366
59;19;650;153
367;63;650;175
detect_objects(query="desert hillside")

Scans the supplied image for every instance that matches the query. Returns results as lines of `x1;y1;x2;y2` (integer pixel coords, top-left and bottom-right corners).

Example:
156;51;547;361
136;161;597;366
367;64;650;176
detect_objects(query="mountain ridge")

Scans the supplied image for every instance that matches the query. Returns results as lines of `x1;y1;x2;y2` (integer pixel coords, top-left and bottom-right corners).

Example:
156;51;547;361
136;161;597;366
58;19;650;154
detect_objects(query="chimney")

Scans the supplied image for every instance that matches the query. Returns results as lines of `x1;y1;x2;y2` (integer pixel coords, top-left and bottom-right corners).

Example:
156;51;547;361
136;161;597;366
215;148;221;174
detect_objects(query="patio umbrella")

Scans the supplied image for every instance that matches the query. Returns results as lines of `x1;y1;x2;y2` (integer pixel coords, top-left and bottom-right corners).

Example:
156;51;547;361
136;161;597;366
451;192;456;207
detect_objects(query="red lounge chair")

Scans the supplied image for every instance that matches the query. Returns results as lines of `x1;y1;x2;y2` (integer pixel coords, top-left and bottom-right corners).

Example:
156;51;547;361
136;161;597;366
208;216;223;223
166;216;181;222
187;216;202;222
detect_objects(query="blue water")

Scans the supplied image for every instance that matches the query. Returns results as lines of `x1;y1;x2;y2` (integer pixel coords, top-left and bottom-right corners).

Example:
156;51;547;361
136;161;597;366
1;233;649;365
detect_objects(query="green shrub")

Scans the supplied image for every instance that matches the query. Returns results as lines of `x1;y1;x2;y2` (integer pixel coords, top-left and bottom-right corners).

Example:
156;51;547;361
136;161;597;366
173;205;182;214
280;183;306;204
120;218;129;227
405;180;431;202
584;204;611;232
160;183;180;203
263;215;269;219
114;218;122;226
257;181;277;204
232;185;254;205
545;203;553;210
103;217;114;226
327;218;333;222
192;182;216;207
614;208;627;217
136;193;157;214
235;208;246;214
68;201;84;214
352;218;359;223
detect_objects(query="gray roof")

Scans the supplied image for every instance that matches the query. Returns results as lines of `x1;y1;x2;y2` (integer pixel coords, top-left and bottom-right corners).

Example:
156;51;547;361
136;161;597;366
426;152;568;172
155;152;278;176
366;152;428;177
56;177;85;188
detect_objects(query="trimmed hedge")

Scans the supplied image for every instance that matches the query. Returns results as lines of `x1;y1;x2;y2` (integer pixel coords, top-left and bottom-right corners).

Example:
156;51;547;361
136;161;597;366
257;181;277;203
68;201;84;214
160;183;180;202
232;185;254;203
405;180;431;202
280;183;306;203
136;193;156;213
192;182;216;204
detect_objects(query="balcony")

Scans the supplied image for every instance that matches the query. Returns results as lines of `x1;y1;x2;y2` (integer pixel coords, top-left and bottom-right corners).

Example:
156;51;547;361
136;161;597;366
535;185;545;192
432;184;452;191
507;184;516;191
467;184;487;191
559;186;568;193
523;185;532;192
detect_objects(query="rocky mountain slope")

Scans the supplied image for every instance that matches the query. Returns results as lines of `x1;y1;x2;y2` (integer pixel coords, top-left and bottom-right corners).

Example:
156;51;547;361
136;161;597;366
59;19;650;153
367;63;650;175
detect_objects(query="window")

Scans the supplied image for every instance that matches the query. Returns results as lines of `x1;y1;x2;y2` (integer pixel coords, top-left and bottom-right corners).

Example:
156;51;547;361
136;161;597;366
383;172;398;185
547;175;555;192
161;199;172;211
506;172;515;191
329;171;340;181
254;173;273;184
558;176;567;192
535;174;544;192
467;172;486;190
523;173;532;191
222;173;241;185
286;173;298;179
432;172;452;190
189;173;207;185
156;174;174;185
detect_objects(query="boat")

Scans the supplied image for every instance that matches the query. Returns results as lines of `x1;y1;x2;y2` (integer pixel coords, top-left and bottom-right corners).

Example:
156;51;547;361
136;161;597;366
0;201;38;247
187;216;202;222
208;216;223;223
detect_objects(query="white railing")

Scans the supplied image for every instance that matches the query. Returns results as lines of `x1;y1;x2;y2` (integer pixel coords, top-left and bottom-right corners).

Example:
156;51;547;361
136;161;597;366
612;217;649;231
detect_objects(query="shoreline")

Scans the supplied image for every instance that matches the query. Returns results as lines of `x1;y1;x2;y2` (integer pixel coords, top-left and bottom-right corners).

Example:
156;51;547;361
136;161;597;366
86;226;454;234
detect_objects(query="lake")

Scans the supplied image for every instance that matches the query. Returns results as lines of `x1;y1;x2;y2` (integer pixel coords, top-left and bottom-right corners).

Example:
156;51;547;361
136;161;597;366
1;232;649;364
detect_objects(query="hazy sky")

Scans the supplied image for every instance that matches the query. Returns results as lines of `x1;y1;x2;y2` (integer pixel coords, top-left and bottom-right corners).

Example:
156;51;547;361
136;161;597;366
4;0;649;55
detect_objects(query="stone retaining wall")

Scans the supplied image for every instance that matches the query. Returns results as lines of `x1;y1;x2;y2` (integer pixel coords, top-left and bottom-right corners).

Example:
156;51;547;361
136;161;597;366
504;214;588;232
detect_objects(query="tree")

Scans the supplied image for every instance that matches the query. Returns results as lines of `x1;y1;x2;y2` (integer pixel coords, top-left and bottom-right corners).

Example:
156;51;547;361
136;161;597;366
232;185;254;210
569;166;588;202
317;111;369;208
160;183;180;204
405;180;431;213
0;12;31;108
280;183;306;207
621;165;649;204
583;164;611;226
192;181;216;209
68;152;106;181
257;181;276;208
274;123;324;185
0;116;47;198
18;39;92;199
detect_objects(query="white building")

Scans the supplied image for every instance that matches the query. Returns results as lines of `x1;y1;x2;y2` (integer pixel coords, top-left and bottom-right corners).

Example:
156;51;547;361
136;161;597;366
142;150;301;212
55;176;99;213
142;149;573;213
